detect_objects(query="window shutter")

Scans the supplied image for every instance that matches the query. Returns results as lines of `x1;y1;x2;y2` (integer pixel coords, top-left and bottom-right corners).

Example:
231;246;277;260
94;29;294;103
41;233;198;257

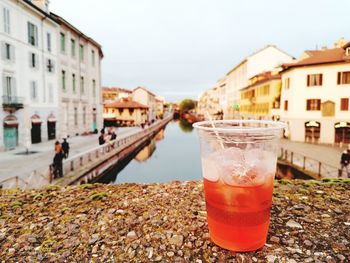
12;77;16;96
307;75;310;86
320;74;323;86
27;22;31;44
2;75;7;96
306;100;310;110
337;72;341;85
28;52;32;67
35;54;39;69
35;26;38;46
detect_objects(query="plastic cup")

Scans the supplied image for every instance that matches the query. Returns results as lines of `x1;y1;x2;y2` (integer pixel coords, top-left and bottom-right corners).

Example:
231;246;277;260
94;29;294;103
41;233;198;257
193;120;286;252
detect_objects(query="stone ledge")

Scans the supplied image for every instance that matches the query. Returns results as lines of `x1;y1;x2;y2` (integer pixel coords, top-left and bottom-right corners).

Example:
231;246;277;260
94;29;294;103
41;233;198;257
0;179;349;262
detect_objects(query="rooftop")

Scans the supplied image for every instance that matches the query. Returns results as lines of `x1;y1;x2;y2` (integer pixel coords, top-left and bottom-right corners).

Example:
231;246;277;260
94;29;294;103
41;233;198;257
103;87;132;93
104;99;148;109
282;46;350;71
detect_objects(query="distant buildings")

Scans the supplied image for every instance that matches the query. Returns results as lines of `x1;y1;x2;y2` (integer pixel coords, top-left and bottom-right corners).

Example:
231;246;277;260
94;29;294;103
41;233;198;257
102;86;164;127
132;86;157;122
224;45;294;119
0;0;103;151
103;98;148;127
198;40;350;145
278;40;350;145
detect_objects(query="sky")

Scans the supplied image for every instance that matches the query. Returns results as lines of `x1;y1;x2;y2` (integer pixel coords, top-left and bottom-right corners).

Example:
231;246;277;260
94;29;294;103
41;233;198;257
51;0;350;102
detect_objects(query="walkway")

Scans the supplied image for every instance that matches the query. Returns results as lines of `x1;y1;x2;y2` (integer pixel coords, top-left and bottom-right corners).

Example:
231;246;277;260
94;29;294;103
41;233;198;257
280;139;345;168
0;127;140;185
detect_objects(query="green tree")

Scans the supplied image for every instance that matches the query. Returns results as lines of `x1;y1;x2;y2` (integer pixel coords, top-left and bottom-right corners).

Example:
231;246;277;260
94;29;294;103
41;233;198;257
179;99;195;111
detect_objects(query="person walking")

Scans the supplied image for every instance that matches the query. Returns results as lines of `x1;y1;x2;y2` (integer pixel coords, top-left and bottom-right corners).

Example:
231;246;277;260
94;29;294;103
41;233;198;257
98;130;106;145
53;141;64;178
61;138;70;159
340;144;350;178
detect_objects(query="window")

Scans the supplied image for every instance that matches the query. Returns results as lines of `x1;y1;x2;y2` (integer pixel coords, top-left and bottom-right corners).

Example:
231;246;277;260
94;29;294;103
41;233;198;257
80;77;84;94
71;39;76;57
337;72;350;85
306;99;321;111
47;32;51;52
284;78;290;89
60;32;65;52
307;74;322;86
284;100;288;111
3;75;15;97
92;79;96;97
47;59;54;72
5;43;10;59
27;22;38;46
91;50;95;66
72;74;76;93
30;81;38;101
80;44;84;61
340;98;349;111
61;70;66;91
74;107;78;126
29;53;38;68
3;8;10;34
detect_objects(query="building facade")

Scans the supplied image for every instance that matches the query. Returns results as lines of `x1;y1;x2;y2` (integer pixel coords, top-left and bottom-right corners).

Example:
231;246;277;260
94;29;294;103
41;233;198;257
51;13;103;137
239;71;282;120
0;0;59;151
103;99;148;127
280;44;350;145
224;45;294;119
132;86;156;122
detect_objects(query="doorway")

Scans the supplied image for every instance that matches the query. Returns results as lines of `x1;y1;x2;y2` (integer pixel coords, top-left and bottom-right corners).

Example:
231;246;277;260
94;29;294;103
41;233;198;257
334;122;350;144
305;121;320;143
3;115;19;150
47;121;56;140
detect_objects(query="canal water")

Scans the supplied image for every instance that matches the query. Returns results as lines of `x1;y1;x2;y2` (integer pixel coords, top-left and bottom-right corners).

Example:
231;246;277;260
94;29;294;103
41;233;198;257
100;119;203;184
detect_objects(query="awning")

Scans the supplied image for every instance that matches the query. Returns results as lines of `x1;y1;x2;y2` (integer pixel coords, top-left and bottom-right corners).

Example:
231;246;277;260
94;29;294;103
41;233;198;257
3;115;19;127
31;114;42;124
335;122;350;129
47;113;57;122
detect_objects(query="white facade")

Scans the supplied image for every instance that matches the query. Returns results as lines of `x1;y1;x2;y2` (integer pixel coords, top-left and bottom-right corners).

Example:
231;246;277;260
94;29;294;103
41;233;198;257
280;62;350;145
53;17;103;137
132;87;156;122
225;45;294;119
0;0;59;151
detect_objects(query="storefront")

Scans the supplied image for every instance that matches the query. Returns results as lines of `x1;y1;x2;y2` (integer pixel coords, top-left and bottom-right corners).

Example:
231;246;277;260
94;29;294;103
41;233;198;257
31;114;42;144
3;115;19;150
334;122;350;144
47;113;57;140
305;121;320;143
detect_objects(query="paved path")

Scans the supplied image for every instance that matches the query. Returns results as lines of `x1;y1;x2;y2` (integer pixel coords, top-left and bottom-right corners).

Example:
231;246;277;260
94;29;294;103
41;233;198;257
0;127;140;184
280;139;345;168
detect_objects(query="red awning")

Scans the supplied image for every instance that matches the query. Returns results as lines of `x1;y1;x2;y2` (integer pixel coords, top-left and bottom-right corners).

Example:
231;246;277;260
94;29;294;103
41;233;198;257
31;114;42;124
3;115;19;127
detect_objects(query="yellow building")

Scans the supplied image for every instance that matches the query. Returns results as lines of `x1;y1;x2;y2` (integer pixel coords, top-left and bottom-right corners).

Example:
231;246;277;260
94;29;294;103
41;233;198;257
239;71;282;120
155;96;165;119
103;99;148;127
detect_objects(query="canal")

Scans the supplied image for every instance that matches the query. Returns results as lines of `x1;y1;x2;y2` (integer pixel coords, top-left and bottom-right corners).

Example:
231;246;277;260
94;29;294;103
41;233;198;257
99;119;202;184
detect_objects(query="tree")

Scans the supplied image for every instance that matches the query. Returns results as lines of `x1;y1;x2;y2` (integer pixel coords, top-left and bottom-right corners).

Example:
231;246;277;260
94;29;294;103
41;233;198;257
179;99;195;111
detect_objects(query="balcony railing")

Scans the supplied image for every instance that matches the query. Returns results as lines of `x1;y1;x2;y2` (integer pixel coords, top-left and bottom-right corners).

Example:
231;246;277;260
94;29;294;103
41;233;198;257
2;95;24;109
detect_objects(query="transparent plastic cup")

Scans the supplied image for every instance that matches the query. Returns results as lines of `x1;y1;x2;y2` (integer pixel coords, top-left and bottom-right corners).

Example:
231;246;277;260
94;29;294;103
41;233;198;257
193;120;286;252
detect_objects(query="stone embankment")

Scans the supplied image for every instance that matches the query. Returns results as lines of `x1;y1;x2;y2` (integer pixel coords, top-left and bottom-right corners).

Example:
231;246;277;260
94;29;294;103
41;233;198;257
0;179;349;262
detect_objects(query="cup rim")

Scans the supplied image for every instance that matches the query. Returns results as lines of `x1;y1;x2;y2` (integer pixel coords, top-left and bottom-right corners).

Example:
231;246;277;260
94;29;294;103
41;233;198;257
193;120;287;133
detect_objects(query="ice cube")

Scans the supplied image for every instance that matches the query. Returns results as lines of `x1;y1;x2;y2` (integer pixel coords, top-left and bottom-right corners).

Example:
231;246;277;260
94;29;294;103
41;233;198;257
201;156;220;182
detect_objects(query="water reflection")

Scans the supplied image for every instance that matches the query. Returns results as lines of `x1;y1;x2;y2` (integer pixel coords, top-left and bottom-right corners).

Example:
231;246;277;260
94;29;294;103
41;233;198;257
98;120;202;184
178;118;194;133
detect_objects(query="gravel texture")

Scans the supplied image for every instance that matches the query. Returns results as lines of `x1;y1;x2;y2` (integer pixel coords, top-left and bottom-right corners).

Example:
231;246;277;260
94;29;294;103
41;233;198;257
0;178;349;262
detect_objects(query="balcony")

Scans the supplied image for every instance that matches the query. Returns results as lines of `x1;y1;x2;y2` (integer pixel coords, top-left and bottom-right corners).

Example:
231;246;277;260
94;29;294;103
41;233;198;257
2;96;24;110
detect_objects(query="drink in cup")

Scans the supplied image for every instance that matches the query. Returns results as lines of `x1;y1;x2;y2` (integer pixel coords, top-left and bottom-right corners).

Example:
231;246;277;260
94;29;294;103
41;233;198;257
193;120;285;252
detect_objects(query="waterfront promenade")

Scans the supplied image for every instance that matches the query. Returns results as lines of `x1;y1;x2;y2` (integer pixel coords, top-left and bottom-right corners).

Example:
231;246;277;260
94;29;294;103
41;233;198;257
280;139;344;169
0;127;140;188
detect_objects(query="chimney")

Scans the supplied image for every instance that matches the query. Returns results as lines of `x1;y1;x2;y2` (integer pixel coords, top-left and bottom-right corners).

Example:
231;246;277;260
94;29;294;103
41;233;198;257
31;0;50;12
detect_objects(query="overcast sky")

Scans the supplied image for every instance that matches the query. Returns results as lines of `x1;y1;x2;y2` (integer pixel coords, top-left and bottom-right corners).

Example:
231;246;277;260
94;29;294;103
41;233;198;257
51;0;350;102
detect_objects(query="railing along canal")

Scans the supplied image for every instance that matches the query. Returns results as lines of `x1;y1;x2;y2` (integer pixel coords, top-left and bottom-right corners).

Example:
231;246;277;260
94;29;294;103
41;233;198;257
279;148;341;178
0;115;173;189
